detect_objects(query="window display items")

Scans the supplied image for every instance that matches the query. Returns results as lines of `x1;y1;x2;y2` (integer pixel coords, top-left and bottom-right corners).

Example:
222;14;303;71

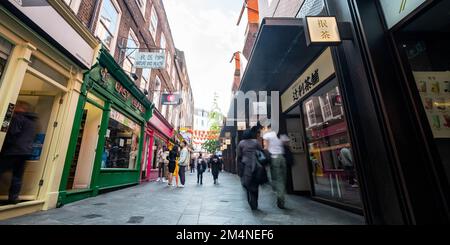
418;80;427;93
103;109;141;169
424;98;433;110
431;81;440;94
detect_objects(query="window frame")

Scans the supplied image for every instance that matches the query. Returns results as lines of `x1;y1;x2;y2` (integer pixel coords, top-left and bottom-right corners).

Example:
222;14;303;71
64;0;82;13
123;28;140;77
149;5;158;40
95;0;122;56
135;0;147;18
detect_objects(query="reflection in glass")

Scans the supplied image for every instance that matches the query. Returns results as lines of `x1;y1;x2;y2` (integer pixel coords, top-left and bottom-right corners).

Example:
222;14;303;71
102;109;141;169
303;78;362;208
97;0;119;47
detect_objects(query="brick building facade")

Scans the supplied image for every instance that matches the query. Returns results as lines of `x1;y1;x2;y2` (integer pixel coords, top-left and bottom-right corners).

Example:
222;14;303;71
68;0;193;131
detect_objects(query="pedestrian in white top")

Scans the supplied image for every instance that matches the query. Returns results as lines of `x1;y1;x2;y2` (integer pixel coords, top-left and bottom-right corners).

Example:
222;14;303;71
262;125;290;209
178;141;190;187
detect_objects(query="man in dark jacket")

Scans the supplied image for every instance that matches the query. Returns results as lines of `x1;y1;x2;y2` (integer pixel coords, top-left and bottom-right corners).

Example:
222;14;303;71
0;101;38;204
196;153;207;185
209;154;221;184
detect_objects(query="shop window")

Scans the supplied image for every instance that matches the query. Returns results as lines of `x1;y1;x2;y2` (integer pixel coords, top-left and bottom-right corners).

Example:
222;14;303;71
0;37;13;88
123;29;139;77
393;0;450;184
95;0;121;54
102;108;141;169
149;6;158;40
303;78;362;208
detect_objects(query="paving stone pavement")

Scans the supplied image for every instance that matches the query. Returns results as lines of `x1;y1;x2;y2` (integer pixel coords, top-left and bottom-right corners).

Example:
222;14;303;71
0;172;365;225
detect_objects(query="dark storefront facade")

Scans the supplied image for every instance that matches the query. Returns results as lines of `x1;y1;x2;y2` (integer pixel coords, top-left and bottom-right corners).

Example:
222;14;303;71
228;0;450;224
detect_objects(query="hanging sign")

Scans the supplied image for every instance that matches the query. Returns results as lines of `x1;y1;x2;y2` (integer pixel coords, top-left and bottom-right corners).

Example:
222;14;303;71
305;16;341;46
237;121;246;131
135;52;166;69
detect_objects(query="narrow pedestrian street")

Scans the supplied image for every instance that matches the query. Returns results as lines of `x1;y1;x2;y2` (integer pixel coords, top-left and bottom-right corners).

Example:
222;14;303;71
0;172;363;225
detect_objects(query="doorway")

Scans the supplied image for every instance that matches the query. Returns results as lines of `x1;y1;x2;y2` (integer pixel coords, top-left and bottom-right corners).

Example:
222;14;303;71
0;69;64;201
66;99;103;191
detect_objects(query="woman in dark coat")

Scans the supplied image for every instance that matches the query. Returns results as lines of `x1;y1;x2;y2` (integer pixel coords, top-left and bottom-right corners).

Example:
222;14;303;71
237;129;264;210
167;145;179;186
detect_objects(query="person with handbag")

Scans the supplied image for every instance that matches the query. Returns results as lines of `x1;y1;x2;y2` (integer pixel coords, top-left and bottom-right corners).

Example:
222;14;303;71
237;129;265;210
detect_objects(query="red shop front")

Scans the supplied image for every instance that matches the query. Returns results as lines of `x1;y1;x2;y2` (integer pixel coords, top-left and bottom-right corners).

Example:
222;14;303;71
140;109;174;182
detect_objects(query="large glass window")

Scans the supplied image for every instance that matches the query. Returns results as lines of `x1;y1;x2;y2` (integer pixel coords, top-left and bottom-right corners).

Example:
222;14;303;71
393;0;450;185
0;37;12;88
96;0;120;51
303;78;362;208
102;109;141;169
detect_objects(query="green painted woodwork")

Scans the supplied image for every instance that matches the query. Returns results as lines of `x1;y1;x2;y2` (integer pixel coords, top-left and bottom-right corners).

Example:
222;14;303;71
57;47;154;205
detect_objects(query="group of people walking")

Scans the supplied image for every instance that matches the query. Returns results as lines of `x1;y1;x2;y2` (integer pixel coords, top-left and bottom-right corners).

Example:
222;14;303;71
155;141;223;188
237;124;292;210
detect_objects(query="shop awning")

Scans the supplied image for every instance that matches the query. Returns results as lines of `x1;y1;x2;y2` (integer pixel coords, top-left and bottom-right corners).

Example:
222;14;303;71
239;17;325;93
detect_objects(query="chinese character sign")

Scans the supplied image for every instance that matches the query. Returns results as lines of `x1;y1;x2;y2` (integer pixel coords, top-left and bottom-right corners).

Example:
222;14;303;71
305;16;341;46
135;52;166;69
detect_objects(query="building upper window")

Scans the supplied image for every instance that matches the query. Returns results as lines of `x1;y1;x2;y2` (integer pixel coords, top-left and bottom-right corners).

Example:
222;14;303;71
141;68;151;91
123;29;139;76
153;76;161;109
96;0;121;53
160;33;166;50
149;6;158;39
161;89;168;116
64;0;82;13
135;0;146;17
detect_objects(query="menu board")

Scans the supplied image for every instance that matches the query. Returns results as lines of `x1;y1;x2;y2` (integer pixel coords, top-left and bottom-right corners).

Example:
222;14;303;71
413;71;450;138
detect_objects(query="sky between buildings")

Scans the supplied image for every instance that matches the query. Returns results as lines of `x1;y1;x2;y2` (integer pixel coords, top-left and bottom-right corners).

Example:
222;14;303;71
163;0;247;114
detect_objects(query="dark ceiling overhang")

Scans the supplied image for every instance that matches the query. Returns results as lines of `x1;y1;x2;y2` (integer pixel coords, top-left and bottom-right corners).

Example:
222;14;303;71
239;17;325;93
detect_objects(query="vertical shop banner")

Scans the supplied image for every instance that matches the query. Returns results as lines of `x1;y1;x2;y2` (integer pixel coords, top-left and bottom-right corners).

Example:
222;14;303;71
1;103;15;132
413;71;450;138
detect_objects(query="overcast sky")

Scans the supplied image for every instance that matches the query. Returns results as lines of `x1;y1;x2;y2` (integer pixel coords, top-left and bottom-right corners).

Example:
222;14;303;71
163;0;247;114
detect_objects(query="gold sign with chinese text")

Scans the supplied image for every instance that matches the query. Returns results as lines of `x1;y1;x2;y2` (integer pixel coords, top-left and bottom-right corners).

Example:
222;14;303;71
305;16;341;46
281;48;335;112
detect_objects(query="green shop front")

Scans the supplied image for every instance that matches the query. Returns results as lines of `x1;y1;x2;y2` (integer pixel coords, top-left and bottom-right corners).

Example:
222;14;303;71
57;48;153;205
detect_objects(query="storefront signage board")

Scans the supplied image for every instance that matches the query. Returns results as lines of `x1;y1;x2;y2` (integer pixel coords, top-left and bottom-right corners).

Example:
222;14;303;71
237;121;246;131
305;16;341;46
101;72;146;115
379;0;427;29
9;0;94;68
281;48;335;112
135;52;166;69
